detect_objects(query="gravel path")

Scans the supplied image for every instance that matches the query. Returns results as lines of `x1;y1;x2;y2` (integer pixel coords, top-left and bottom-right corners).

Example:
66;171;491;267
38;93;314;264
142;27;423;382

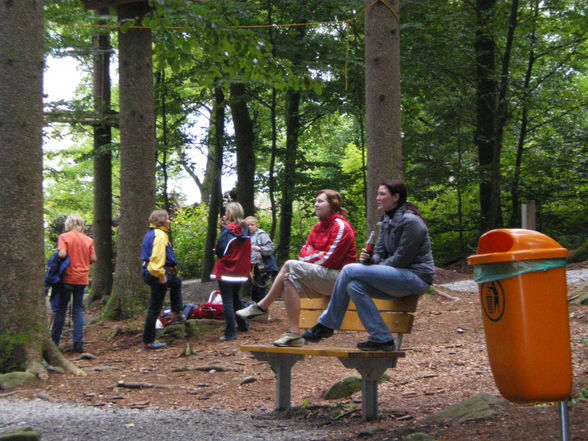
438;267;588;293
0;399;326;441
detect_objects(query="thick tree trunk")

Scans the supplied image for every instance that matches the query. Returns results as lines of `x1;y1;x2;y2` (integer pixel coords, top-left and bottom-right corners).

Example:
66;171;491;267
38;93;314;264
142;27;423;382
229;83;256;216
475;0;501;232
277;90;301;262
90;10;114;303
0;0;82;377
364;0;403;233
104;2;155;320
201;88;225;282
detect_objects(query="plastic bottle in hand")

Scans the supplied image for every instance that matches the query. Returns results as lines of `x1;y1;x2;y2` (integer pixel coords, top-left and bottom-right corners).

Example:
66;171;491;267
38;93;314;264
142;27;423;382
361;231;376;264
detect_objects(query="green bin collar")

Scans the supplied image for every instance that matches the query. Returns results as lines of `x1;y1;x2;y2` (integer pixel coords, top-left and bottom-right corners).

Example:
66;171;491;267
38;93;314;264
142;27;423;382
472;258;566;284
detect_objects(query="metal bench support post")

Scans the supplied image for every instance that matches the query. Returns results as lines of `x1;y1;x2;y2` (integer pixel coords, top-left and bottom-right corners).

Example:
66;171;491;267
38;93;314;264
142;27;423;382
248;352;305;410
339;358;397;420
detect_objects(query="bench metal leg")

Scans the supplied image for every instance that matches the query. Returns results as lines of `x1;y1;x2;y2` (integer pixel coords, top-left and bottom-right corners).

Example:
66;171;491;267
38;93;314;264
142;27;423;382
248;352;305;410
339;358;397;421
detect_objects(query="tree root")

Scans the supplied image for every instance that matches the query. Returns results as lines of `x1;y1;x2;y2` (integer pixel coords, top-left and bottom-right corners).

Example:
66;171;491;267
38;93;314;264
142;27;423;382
25;335;86;379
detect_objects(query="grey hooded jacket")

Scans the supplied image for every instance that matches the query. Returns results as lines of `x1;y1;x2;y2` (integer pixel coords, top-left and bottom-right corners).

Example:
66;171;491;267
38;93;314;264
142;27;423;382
371;205;435;285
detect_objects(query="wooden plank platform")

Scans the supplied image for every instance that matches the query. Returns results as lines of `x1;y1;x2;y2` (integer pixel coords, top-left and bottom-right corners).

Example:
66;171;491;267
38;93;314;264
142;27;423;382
240;344;406;359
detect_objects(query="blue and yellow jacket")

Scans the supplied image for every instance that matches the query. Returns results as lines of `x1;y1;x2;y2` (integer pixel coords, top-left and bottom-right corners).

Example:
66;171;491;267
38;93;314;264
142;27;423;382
141;224;178;280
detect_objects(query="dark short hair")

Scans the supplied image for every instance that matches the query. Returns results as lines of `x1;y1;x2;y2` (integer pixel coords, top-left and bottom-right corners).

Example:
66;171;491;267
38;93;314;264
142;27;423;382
380;180;407;206
380;180;423;217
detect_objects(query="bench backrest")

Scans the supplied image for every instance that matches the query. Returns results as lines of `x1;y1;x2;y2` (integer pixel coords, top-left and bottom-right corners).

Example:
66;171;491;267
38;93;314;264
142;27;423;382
299;295;419;334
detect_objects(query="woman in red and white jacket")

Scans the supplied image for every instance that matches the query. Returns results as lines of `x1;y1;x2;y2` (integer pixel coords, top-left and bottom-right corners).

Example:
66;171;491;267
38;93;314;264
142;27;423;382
211;202;252;341
237;189;357;347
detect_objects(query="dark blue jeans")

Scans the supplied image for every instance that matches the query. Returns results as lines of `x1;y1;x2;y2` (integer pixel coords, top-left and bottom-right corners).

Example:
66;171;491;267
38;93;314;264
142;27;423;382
142;272;183;345
51;284;85;346
218;280;248;339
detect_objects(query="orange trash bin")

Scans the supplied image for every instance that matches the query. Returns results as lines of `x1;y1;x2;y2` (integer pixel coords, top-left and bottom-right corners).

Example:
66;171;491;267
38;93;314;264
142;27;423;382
468;229;572;403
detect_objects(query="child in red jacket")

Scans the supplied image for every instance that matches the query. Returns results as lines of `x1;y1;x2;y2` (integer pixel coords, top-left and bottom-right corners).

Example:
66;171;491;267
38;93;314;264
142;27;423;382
211;202;251;341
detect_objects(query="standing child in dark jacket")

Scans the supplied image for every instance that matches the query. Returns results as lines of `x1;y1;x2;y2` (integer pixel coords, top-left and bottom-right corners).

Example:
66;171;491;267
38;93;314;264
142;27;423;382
141;210;184;350
211;202;251;341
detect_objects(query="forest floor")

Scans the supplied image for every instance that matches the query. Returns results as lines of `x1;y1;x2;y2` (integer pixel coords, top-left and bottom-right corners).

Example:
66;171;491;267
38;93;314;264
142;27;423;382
4;263;588;441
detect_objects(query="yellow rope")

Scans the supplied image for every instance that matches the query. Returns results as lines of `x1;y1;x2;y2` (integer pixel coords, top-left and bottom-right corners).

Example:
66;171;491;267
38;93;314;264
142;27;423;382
61;4;400;92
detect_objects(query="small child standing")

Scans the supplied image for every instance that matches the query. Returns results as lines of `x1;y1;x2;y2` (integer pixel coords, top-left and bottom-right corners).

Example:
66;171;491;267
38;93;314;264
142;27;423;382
210;202;251;341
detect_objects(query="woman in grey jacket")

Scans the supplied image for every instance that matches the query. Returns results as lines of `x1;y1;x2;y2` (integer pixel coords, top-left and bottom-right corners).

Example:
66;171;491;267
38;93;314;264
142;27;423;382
302;180;435;351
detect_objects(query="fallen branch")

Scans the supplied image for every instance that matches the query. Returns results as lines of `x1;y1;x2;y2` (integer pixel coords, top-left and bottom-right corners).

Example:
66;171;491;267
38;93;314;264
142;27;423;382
116;381;154;389
567;282;588;302
431;285;460;301
333;407;360;420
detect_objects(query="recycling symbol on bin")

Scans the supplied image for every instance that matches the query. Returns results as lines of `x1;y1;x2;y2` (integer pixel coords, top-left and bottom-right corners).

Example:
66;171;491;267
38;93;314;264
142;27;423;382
480;281;505;322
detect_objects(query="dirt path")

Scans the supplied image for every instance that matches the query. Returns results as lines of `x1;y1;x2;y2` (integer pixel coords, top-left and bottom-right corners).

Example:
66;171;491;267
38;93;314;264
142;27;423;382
3;267;588;440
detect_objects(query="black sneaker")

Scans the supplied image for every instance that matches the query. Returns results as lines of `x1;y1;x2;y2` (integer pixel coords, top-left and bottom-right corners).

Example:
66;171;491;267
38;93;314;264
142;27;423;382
301;323;334;342
73;343;84;353
357;339;396;352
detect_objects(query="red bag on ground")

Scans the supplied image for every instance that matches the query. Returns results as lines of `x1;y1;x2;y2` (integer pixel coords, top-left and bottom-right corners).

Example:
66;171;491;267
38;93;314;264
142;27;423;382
190;290;224;320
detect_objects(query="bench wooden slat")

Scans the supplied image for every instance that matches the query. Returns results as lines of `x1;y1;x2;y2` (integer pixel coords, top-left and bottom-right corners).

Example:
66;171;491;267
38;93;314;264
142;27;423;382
300;295;418;313
299;310;414;333
240;344;406;359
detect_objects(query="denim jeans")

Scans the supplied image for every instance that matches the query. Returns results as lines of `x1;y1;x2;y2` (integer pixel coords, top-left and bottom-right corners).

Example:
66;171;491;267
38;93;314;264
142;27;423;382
51;284;85;346
318;263;430;343
142;272;183;345
218;280;248;339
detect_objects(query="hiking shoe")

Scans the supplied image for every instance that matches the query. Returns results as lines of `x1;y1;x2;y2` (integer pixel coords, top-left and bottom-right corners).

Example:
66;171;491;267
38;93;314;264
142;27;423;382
273;332;306;347
236;303;267;319
301;323;334;342
356;339;396;351
144;342;167;350
73;343;84;353
219;335;236;342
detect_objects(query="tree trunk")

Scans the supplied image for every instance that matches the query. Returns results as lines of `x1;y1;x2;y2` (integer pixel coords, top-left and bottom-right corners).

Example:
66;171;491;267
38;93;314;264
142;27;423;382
268;88;278;240
277;89;301;262
104;2;155;320
229;83;256;216
364;0;403;233
0;0;82;377
510;0;537;227
266;2;278;239
89;10;113;303
475;0;500;232
201;88;225;282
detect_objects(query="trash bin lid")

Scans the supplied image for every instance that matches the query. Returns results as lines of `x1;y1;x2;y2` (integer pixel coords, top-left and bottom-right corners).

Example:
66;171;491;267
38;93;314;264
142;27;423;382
468;228;568;265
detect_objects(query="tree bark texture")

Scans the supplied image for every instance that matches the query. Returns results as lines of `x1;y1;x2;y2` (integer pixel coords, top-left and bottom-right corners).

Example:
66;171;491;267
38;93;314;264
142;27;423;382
277;89;301;262
90;10;114;302
364;0;403;233
201;88;225;282
229;83;256;217
0;0;82;377
475;0;501;232
104;2;155;319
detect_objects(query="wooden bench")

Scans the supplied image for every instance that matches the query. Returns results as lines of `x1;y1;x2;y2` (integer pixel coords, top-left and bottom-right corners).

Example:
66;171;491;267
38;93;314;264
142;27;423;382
240;295;419;420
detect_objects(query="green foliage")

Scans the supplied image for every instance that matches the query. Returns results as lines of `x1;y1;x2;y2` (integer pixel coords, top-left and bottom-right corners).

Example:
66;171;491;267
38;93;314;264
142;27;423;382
419;185;481;265
171;205;210;279
40;0;587;277
0;332;29;374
